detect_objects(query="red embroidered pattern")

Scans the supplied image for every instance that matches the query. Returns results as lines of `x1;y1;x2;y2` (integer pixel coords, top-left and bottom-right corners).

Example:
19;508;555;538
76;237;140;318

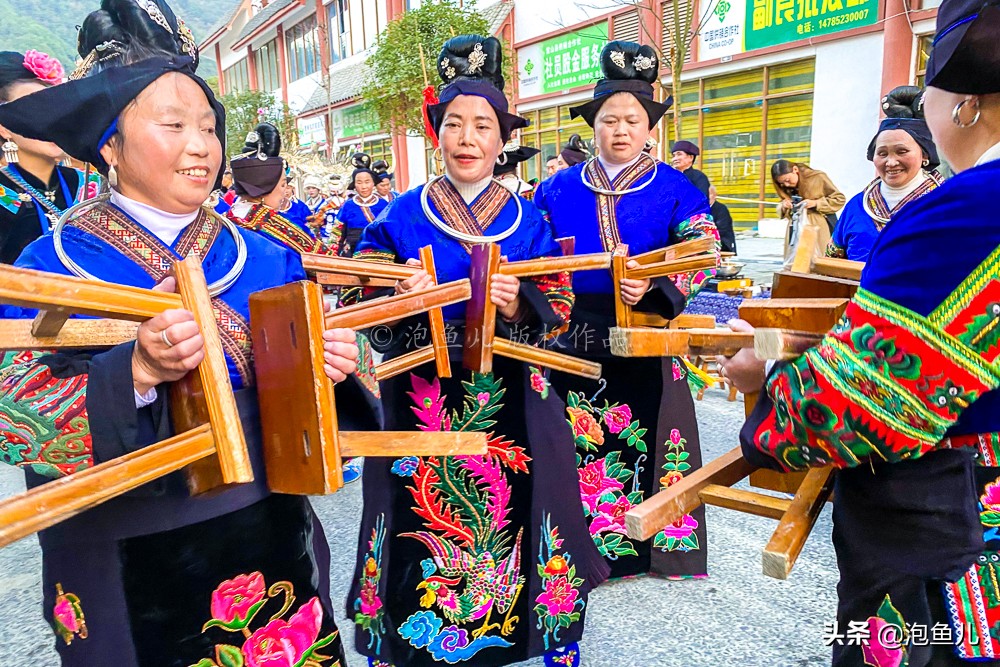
228;202;326;255
427;179;510;252
861;171;945;227
754;288;1000;471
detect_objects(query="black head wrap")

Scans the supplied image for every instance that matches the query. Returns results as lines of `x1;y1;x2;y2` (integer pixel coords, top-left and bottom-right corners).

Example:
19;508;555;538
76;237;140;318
560;134;589;166
0;0;223;187
867;86;940;170
425;35;528;144
494;142;541;176
372;159;392;184
230;122;286;198
925;0;1000;94
569;41;672;130
671;140;700;157
348;153;375;191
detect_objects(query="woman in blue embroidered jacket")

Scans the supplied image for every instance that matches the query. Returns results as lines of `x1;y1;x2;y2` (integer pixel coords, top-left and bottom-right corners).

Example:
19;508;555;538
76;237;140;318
334;152;388;256
0;51;94;264
0;2;373;664
533;41;719;581
343;35;607;667
723;2;1000;664
828;86;945;262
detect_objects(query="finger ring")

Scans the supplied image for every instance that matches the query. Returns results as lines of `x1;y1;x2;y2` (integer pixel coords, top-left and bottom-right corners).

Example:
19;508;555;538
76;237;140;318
160;329;174;348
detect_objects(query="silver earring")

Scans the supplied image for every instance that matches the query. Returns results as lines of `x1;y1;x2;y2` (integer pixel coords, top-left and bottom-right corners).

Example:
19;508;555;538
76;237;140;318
108;165;118;188
922;159;930;167
2;139;18;164
496;153;508;166
952;98;981;128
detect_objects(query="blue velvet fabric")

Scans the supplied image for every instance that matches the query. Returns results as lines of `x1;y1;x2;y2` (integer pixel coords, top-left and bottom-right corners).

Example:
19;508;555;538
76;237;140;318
337;196;389;230
829;192;881;262
534;160;710;295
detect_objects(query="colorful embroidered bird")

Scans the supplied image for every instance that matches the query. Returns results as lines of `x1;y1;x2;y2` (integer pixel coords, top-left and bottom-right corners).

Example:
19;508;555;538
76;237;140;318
404;527;525;639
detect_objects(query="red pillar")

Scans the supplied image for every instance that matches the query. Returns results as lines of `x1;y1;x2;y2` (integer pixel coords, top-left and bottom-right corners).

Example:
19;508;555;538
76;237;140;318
215;43;225;95
392;133;410;190
276;24;289;105
246;45;259;90
316;0;331;69
880;0;913;103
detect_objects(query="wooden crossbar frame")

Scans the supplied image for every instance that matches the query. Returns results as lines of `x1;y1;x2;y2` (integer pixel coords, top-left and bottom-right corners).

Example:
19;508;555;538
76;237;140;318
0;258;251;549
789;224;863;284
623;297;848;579
249;276;485;495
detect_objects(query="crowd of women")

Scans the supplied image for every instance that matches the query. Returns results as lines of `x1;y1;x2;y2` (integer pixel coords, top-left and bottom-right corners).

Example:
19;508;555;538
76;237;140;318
0;0;997;666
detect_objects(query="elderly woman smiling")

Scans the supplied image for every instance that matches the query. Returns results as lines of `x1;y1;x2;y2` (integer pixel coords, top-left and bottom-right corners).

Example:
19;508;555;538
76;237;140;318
343;34;607;667
0;0;370;664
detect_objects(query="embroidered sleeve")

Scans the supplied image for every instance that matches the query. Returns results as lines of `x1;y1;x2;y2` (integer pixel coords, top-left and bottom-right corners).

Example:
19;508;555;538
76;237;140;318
669;212;720;302
0;183;22;215
339;219;401;306
748;288;1000;471
0;350;92;479
825;240;847;258
527;271;573;325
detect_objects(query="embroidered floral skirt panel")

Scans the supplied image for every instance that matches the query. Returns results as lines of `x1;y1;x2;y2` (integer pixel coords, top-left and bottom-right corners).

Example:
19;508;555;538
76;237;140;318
347;357;608;667
42;494;345;667
550;356;708;580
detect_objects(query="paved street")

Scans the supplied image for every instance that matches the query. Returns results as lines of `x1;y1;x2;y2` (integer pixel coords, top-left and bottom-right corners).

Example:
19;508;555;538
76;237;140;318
0;235;844;667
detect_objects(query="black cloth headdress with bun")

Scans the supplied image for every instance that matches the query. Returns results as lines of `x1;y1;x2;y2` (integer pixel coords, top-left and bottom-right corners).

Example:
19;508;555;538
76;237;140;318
867;86;940;169
560;134;589;166
230;122;286;198
348;153;375;191
372;159;392;184
0;0;224;186
925;0;1000;94
570;41;672;130
494;141;541;176
425;35;528;144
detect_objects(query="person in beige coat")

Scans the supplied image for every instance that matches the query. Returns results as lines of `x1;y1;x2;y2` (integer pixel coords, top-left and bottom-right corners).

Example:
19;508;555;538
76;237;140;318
770;160;846;267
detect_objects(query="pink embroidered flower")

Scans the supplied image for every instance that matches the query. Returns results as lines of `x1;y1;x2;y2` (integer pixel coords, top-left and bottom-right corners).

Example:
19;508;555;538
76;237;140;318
660;514;698;540
567;407;605;446
602;405;632;434
983;481;1000;512
53;597;78;634
536;576;579;616
578;459;623;513
359;579;382;618
672;360;684;381
477;392;490;406
23;50;64;85
590;496;632;534
669;428;683;445
85;180;100;200
243;597;325;667
530;371;547;394
862;616;904;667
209;572;266;627
660;470;683;488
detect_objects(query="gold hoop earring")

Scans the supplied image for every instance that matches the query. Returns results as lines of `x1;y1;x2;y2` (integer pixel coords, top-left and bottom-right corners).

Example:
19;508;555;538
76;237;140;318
108;165;118;188
1;138;18;164
952;98;981;128
432;147;443;163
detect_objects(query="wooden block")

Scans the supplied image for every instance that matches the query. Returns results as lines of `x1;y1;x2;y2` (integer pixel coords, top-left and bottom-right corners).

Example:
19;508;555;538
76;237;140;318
0;424;215;549
419;246;451;379
609;328;754;358
494;338;602;380
327;279;471;330
301;253;419;282
625;255;718;281
749;469;808;494
499;253;612;277
631;237;716;265
313;273;396;288
555;237;575;257
612;244;632;328
753;328;824;360
811;257;863;281
173;258;253;486
632;313;670;328
771;271;858;299
739;298;848;332
31;310;69;337
375;347;437;381
251;281;343;495
625;447;755;541
669;314;717;329
463;244;501;374
339;431;487;457
790;224;819;274
0;264;181;320
0;319;139;350
698;484;792;521
762;467;835;580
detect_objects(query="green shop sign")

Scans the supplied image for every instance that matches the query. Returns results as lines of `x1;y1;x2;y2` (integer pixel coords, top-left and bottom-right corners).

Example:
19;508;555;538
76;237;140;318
338;104;380;138
518;22;608;97
745;0;878;50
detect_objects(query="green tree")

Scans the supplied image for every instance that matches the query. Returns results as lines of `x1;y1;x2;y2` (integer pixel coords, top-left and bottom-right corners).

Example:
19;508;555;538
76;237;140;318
361;0;507;142
219;89;297;160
